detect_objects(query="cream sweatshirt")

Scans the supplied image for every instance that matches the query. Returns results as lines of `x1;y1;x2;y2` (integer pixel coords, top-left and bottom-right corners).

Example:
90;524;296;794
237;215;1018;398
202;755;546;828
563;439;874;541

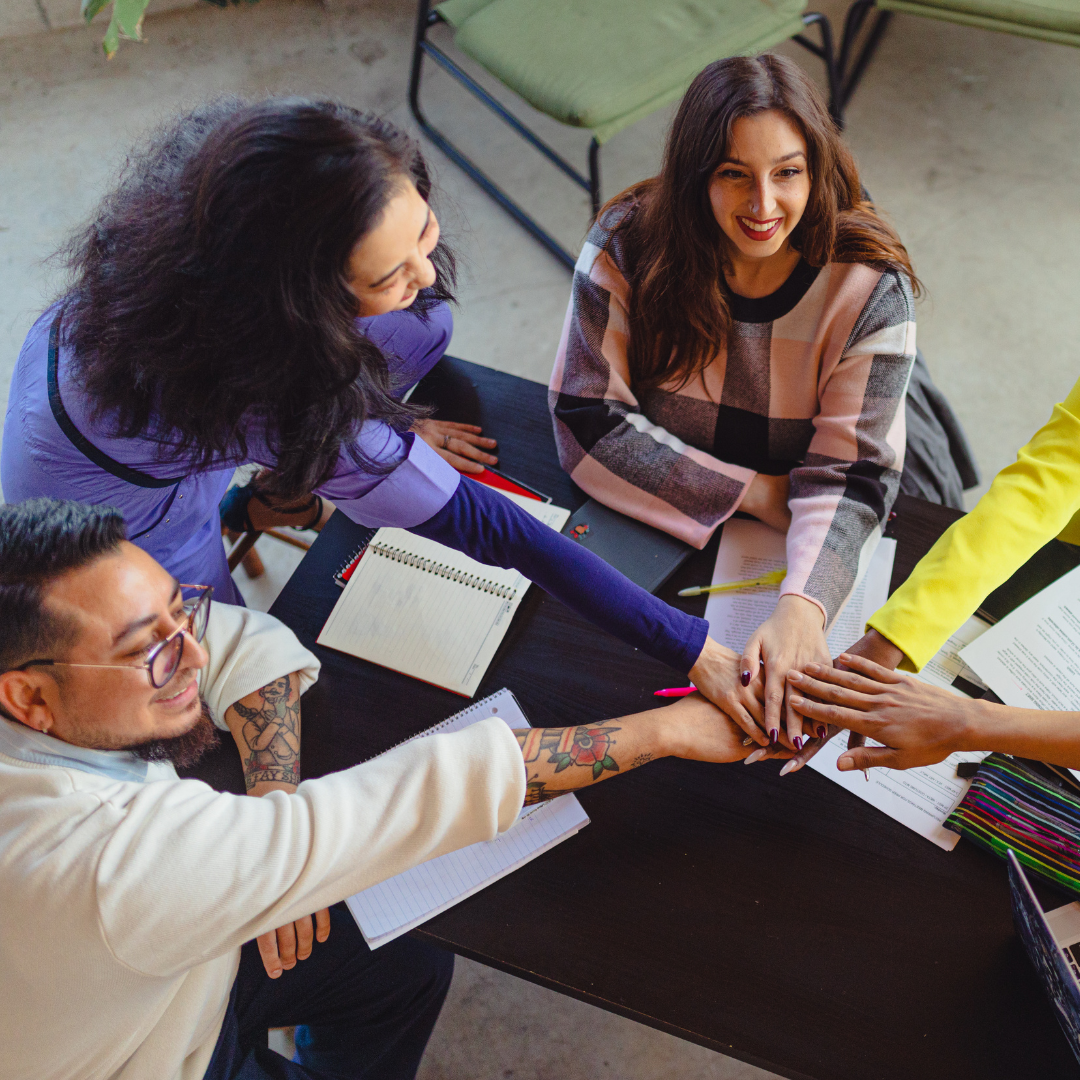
0;603;526;1080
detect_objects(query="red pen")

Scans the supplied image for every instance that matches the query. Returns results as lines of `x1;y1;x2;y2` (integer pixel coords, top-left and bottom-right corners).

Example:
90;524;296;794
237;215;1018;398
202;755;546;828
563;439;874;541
653;685;696;697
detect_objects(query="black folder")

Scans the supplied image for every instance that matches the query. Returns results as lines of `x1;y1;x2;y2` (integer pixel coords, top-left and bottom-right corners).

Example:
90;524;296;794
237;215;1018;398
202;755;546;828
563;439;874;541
561;499;694;594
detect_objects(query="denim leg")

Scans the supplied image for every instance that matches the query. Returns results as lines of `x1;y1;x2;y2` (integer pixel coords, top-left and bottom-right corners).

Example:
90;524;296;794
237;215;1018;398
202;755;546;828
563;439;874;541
356;303;453;398
203;903;454;1080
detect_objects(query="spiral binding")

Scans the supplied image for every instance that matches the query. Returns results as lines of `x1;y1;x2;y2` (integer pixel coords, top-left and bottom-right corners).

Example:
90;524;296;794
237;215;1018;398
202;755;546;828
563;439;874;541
370;542;519;600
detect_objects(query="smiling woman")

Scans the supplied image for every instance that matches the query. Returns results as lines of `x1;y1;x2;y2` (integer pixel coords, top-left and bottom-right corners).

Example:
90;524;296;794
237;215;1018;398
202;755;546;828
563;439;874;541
1;96;772;740
550;53;977;754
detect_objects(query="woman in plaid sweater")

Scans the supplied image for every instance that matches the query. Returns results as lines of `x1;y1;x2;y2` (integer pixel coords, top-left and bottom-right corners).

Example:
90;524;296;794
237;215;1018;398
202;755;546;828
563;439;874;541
550;54;973;750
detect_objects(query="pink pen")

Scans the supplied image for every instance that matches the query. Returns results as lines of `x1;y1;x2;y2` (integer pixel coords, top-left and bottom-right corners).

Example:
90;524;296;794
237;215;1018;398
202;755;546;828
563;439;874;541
653;686;697;697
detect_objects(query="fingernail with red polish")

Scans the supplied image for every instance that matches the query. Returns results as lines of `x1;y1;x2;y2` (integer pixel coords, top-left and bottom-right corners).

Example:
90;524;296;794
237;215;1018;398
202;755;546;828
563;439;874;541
741;670;751;686
793;736;803;751
817;725;827;740
769;728;778;746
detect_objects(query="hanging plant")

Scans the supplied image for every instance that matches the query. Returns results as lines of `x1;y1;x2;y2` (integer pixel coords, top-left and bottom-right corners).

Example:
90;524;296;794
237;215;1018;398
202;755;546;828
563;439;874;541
82;0;250;59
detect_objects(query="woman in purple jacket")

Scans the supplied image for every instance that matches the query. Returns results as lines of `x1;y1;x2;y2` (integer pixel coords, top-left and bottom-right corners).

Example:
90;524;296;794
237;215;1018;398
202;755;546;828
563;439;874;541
1;97;763;737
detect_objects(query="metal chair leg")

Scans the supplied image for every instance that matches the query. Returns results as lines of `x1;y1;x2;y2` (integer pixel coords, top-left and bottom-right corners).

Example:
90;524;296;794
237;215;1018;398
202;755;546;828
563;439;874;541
588;138;601;221
793;12;843;127
409;0;596;271
837;1;892;116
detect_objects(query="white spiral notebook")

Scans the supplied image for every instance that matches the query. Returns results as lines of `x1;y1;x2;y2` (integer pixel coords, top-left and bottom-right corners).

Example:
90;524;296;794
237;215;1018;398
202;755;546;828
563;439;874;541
346;688;590;948
317;491;570;697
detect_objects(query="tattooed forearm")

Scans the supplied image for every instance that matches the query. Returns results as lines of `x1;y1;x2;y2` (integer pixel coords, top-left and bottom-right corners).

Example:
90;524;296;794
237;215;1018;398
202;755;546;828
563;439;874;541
225;674;302;792
515;722;658;804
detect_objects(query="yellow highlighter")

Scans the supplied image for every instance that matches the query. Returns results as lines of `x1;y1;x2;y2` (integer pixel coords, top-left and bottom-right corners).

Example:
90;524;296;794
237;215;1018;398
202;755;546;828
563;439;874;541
677;567;786;598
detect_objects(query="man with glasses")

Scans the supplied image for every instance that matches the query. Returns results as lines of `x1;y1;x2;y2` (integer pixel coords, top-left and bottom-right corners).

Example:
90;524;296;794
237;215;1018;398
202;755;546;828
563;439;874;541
0;498;762;1080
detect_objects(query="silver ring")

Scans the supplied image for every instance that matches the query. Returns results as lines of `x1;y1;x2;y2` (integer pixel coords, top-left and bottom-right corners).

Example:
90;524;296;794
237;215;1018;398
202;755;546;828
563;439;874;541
443;434;450;450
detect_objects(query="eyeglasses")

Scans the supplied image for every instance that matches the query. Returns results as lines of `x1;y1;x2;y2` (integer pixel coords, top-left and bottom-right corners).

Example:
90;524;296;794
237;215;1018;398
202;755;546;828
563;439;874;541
14;585;213;690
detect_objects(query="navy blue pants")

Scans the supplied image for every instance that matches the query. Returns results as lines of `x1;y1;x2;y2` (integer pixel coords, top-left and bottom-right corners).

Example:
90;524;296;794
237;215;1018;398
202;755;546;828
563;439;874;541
203;904;454;1080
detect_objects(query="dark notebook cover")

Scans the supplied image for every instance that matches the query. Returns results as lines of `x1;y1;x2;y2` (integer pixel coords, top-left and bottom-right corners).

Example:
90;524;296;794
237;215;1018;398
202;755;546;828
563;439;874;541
560;500;694;594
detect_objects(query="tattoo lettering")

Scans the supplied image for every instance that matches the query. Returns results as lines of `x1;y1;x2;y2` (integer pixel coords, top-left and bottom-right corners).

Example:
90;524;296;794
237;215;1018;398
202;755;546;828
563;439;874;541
524;777;548;806
230;675;301;789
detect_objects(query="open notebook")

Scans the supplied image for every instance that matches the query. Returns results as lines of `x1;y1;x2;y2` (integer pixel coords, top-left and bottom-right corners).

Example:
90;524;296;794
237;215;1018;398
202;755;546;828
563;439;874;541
346;688;590;948
318;490;570;697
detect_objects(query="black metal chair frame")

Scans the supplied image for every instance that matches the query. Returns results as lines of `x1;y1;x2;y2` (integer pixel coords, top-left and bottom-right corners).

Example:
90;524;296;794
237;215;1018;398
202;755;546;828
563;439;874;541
408;0;842;271
835;0;894;117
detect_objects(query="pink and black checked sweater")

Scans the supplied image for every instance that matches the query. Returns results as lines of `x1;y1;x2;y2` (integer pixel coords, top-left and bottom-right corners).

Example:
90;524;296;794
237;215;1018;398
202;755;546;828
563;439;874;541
549;204;916;628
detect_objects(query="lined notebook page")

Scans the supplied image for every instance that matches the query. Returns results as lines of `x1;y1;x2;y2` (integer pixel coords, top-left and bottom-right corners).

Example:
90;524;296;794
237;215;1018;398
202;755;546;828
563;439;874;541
318;491;570;697
346;689;590;948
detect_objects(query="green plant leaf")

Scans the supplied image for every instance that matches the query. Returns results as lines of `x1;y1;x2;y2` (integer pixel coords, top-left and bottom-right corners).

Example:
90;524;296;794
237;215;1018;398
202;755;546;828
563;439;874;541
553;754;571;774
114;0;149;39
592;760;604;780
82;0;110;22
601;755;618;772
102;14;120;57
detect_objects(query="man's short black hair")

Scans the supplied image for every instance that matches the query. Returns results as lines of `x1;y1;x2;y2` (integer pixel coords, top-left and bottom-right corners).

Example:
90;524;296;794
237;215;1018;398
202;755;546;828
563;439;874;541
0;499;127;672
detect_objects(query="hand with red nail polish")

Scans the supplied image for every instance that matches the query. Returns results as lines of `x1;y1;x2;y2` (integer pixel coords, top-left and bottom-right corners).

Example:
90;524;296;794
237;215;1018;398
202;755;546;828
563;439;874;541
688;637;769;746
740;595;831;756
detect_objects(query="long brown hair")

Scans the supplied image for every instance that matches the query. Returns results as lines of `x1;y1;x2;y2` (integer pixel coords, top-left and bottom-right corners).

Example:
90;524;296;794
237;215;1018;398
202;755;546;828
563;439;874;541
609;54;919;391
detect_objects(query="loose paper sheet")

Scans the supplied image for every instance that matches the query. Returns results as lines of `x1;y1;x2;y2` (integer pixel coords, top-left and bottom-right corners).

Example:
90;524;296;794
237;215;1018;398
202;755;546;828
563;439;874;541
960;563;1080;713
703;520;985;850
960;563;1080;784
703;520;895;657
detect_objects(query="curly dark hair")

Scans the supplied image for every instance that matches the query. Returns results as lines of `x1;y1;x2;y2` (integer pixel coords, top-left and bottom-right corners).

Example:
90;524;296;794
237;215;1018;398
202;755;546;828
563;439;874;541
60;97;456;499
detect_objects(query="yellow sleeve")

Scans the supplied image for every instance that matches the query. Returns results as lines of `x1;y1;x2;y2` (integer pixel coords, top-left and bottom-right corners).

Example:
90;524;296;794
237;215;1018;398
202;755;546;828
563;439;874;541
868;376;1080;671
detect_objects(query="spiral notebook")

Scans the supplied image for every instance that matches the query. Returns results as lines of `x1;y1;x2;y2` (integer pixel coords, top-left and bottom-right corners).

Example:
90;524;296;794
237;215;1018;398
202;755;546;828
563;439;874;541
345;688;590;948
317;491;570;696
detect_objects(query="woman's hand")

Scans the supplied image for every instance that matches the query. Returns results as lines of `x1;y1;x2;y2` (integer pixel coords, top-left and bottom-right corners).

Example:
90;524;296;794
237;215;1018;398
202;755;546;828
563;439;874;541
413;418;497;475
739;472;792;534
741;594;830;749
777;628;909;774
785;653;976;771
688;636;769;746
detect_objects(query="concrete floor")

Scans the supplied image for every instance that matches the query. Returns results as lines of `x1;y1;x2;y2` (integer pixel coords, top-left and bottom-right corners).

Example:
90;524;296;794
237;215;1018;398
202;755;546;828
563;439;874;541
1;1;1078;1076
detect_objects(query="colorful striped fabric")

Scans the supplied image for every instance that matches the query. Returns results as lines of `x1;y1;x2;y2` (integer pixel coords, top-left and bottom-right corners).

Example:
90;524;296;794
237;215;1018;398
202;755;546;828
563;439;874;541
946;754;1080;899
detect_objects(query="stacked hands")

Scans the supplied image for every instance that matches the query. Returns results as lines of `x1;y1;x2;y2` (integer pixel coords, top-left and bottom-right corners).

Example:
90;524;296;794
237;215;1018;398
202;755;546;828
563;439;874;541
685;629;965;775
409;418;948;778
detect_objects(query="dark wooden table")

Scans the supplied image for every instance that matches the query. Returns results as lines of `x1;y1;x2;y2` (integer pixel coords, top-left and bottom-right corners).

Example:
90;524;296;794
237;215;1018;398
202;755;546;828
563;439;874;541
195;358;1080;1080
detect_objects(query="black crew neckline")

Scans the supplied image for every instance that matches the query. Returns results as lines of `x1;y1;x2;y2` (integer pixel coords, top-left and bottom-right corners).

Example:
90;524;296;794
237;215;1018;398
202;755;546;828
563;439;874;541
726;258;821;324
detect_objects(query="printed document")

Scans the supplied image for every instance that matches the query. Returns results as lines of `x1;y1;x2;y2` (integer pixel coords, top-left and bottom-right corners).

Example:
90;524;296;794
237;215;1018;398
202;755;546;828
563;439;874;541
961;563;1080;784
703;519;895;657
960;563;1080;713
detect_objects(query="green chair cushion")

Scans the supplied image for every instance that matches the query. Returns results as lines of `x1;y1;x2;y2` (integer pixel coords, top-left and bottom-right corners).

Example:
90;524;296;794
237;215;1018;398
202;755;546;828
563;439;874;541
880;0;1080;41
434;0;809;143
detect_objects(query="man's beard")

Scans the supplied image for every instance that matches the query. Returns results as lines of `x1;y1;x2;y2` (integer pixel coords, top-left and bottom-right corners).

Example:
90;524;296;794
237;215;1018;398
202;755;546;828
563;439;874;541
129;703;220;769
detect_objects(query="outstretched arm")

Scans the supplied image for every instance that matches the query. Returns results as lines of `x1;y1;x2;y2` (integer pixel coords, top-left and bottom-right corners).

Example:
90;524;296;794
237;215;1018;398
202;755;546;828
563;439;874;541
514;693;773;805
225;674;329;978
786;653;1080;772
